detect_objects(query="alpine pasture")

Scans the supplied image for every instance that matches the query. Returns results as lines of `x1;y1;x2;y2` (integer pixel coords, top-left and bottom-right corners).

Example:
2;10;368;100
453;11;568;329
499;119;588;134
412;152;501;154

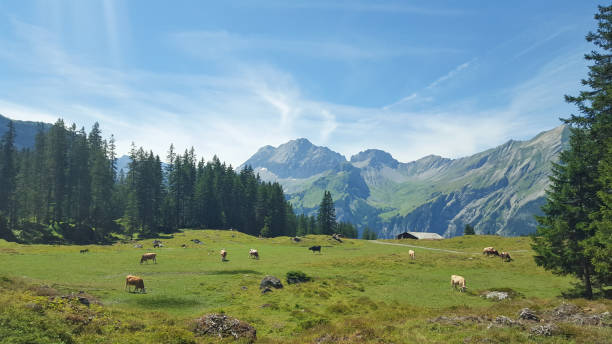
0;230;610;343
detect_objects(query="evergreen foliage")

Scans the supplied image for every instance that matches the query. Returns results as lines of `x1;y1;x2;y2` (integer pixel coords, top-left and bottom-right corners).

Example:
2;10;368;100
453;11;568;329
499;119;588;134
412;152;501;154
317;190;336;235
532;5;612;299
0;119;360;243
464;224;475;235
361;227;377;240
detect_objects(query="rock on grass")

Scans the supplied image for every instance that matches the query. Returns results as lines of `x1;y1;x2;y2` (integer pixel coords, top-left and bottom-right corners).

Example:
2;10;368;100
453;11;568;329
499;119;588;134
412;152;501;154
260;276;283;290
192;314;256;343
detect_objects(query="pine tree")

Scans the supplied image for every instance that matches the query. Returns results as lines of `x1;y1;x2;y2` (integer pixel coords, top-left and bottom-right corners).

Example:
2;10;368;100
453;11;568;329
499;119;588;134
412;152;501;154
532;5;612;298
464;224;475;235
0;121;17;240
317;190;336;235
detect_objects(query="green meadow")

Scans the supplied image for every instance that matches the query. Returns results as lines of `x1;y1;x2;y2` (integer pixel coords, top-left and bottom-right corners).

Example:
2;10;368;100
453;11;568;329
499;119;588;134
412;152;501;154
0;230;610;343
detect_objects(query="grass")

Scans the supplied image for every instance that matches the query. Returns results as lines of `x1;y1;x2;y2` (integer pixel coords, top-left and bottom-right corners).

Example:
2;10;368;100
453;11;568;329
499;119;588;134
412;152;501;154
0;230;610;343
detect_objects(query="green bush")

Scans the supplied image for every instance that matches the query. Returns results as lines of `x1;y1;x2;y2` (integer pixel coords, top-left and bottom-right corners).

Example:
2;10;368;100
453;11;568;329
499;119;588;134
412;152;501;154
286;271;312;285
0;304;75;344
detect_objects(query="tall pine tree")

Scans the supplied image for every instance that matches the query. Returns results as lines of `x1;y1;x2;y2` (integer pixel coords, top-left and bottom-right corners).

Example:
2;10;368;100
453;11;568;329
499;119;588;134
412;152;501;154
317;190;336;235
532;5;612;299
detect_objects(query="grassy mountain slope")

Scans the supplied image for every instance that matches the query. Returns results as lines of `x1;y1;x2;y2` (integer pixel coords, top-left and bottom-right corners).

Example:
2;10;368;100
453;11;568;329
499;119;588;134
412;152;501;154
242;126;570;238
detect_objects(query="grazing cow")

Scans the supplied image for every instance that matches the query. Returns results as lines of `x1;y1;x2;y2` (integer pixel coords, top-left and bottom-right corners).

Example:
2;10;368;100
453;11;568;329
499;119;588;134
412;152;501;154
140;253;157;264
79;249;89;254
308;245;321;253
125;275;146;293
483;247;500;256
220;249;227;261
331;233;343;243
133;244;143;248
249;249;259;259
500;251;512;262
409;250;415;260
451;275;467;292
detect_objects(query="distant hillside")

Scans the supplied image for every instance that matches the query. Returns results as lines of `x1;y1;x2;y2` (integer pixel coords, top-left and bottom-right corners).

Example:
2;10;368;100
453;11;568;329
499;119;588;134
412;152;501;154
0;114;51;149
240;125;570;238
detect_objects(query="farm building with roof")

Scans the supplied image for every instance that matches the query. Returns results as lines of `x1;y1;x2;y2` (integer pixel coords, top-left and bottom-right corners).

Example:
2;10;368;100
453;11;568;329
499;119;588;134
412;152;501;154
396;232;444;240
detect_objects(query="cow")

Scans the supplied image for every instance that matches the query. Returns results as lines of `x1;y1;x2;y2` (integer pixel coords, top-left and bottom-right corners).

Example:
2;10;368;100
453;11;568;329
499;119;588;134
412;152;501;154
308;245;321;253
220;249;227;261
483;247;500;256
249;249;259;259
409;250;415;260
451;275;467;292
140;253;157;264
500;251;512;262
133;244;143;248
79;249;89;254
125;275;146;293
181;244;187;248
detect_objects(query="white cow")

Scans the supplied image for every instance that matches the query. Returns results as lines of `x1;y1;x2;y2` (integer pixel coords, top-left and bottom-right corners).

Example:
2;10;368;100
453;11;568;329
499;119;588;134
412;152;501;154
451;275;467;292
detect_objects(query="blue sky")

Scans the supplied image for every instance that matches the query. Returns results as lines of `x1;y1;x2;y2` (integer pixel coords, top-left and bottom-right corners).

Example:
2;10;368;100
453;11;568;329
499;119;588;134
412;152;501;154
0;1;601;166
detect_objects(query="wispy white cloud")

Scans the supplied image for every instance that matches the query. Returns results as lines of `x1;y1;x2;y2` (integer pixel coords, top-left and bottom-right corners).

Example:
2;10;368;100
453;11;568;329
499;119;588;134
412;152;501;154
426;59;475;90
171;30;461;61
382;58;475;110
512;26;574;60
0;100;59;124
255;1;470;16
0;16;586;168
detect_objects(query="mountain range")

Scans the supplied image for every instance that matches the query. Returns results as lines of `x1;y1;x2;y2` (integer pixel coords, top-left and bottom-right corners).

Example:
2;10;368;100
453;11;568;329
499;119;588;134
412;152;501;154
240;125;570;238
0;114;569;238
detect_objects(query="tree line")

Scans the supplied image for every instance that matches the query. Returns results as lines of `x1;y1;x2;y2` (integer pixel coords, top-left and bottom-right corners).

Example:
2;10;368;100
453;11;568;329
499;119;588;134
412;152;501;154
0;119;358;243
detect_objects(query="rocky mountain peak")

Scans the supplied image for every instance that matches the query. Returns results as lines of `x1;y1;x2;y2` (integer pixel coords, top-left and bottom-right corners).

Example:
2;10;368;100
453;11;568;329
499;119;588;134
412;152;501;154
240;138;346;179
350;149;399;169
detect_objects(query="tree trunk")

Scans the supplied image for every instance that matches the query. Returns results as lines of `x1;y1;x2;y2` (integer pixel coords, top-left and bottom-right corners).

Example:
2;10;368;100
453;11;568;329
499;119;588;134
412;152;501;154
583;261;593;299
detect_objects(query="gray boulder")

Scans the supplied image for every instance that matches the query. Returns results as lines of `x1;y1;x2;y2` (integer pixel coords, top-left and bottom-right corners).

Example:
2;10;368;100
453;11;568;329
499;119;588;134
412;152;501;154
260;276;283;290
518;308;539;322
484;291;508;301
192;314;256;343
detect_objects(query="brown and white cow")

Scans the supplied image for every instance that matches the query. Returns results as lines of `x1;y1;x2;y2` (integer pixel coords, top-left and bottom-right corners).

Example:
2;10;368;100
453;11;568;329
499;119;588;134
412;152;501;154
220;249;227;261
409;250;415;260
483;247;500;256
249;249;259;259
500;251;512;262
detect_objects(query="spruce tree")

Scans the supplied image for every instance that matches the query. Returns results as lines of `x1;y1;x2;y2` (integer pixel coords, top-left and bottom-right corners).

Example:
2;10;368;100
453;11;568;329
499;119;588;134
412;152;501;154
317;190;336;235
0;121;17;240
464;224;475;235
532;5;612;298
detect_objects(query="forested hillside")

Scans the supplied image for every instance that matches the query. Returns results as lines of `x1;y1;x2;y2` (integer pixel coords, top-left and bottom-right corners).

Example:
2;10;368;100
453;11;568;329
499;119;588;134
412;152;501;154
0;114;51;149
0;118;356;243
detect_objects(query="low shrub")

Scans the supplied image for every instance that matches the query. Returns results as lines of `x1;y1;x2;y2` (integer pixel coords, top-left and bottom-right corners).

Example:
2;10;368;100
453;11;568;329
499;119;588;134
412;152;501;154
286;271;312;285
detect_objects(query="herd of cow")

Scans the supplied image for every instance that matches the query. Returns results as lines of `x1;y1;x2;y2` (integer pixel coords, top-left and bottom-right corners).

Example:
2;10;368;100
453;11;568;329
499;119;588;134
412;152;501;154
450;246;514;292
124;244;326;293
483;246;513;262
122;240;512;294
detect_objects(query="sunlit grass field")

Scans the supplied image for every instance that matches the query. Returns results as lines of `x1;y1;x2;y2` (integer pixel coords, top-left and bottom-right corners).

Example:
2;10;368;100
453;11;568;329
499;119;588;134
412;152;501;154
0;230;610;343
